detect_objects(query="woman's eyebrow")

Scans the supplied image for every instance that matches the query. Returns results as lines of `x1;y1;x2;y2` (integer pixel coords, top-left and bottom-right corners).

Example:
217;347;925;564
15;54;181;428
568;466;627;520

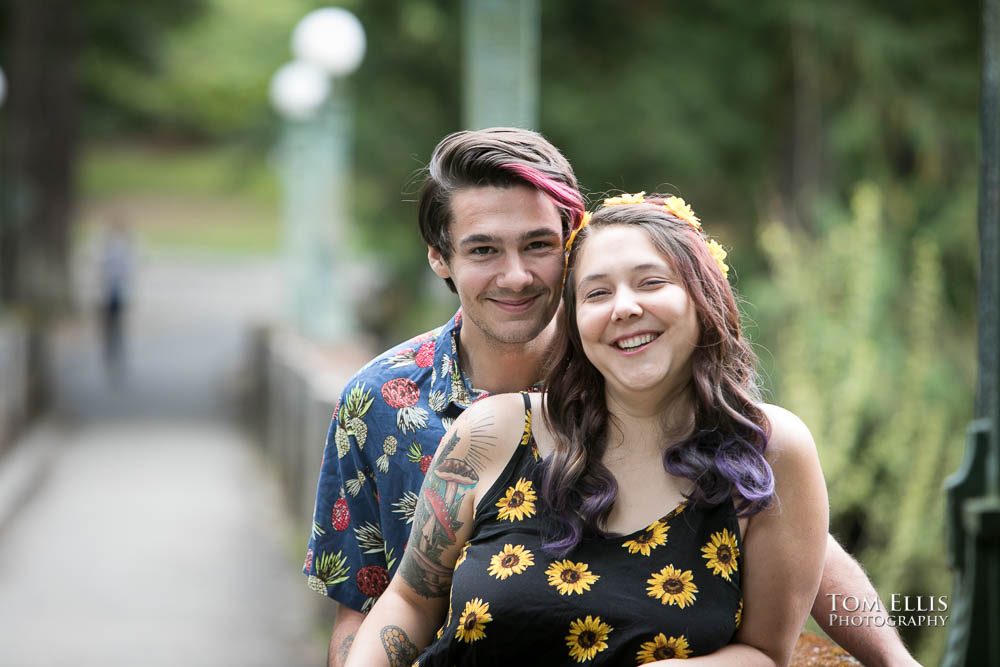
578;263;669;286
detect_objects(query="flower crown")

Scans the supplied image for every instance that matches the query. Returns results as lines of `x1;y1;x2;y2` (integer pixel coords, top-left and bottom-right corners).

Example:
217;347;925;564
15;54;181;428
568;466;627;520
564;192;730;277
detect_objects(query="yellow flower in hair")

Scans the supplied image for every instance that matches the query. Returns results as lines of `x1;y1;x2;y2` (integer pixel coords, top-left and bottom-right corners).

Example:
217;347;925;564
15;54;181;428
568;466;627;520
705;239;730;277
663;195;701;230
564;211;592;253
604;191;646;206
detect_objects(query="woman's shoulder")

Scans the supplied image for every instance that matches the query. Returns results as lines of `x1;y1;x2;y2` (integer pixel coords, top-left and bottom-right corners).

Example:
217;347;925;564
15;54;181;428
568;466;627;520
757;403;820;471
448;393;534;461
459;392;532;427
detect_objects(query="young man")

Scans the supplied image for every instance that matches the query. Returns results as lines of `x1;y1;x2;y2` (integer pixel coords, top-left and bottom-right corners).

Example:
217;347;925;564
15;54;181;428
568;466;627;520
303;127;920;667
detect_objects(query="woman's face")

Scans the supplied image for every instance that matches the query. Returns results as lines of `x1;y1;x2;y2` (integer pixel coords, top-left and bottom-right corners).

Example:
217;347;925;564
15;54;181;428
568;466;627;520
573;224;700;403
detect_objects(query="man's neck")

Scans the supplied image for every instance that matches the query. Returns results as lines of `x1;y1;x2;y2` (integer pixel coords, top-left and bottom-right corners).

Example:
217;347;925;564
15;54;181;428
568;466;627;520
457;319;557;394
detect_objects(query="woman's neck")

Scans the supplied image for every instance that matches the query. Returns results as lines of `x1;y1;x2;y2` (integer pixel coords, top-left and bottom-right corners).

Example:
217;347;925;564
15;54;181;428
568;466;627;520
602;385;695;459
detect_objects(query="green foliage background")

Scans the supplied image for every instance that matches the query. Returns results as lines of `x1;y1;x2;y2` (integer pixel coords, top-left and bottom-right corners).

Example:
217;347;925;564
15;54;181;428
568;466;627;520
66;1;979;662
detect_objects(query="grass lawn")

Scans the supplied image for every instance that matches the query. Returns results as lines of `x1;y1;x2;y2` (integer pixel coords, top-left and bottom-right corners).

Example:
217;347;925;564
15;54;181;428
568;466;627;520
77;143;282;256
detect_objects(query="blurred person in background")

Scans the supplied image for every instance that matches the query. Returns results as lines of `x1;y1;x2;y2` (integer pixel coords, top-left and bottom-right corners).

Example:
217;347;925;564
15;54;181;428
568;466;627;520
304;128;921;667
98;213;134;382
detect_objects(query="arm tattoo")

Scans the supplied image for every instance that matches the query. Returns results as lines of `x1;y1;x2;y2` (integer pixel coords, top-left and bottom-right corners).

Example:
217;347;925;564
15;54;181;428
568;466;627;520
336;632;355;666
399;414;499;597
380;625;418;667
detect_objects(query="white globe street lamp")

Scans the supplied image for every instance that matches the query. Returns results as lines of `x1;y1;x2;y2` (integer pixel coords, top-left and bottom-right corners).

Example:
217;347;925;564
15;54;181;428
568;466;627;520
269;60;330;122
273;8;367;343
292;7;366;77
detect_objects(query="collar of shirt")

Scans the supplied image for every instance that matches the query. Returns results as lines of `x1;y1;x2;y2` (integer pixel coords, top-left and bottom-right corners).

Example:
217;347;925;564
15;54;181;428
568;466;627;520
430;310;542;412
429;310;484;411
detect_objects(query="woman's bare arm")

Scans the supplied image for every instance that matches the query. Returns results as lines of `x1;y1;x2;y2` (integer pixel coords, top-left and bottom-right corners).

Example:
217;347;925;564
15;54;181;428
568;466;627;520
345;396;525;666
650;404;830;666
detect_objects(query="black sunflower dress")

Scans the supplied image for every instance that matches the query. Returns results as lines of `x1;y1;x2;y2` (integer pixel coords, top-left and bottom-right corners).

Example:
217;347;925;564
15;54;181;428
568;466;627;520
415;394;744;666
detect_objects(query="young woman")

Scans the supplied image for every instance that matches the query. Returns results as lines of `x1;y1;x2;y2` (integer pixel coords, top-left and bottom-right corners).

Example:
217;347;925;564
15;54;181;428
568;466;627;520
346;194;829;666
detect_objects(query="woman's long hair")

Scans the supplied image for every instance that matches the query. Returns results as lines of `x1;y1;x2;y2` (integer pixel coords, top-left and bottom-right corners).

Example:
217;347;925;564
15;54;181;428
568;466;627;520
540;198;774;556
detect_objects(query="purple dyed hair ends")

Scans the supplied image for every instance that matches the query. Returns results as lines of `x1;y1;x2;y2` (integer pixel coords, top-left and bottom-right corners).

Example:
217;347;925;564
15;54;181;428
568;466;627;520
540;198;774;557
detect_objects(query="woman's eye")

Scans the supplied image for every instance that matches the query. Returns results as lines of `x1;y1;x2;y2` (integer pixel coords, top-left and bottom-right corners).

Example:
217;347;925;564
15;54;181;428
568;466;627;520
583;289;609;300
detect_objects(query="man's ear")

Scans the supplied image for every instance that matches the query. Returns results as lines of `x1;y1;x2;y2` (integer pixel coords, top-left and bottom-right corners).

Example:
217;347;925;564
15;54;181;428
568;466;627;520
427;246;452;280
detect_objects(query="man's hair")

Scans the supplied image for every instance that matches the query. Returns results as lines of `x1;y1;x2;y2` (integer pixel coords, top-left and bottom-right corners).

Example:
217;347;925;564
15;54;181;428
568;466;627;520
418;127;584;292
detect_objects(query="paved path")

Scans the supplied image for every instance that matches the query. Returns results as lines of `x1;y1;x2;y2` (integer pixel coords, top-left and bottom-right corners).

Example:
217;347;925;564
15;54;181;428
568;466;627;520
0;254;329;666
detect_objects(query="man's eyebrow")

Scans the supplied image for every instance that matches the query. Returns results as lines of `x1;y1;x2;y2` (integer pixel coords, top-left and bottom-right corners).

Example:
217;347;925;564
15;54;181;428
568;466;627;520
457;228;561;247
458;233;497;247
520;228;562;241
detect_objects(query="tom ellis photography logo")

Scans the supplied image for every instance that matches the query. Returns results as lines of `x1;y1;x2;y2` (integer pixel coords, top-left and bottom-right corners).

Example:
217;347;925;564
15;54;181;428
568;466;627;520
827;594;950;628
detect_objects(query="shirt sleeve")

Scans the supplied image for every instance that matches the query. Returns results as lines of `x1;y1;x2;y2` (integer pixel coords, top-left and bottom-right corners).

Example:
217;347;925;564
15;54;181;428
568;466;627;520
303;382;384;613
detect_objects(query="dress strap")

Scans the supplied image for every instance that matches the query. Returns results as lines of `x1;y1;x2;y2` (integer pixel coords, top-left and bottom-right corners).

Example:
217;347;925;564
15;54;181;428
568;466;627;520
519;392;533;447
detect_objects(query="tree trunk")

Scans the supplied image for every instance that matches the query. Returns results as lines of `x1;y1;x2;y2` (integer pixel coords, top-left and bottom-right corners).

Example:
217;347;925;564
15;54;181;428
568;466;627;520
2;0;83;318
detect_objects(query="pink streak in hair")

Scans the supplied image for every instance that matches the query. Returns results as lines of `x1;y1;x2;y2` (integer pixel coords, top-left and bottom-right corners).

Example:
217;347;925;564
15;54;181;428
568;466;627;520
502;163;585;228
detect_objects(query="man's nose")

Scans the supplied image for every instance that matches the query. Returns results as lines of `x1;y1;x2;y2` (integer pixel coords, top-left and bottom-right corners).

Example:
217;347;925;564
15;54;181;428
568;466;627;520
496;254;533;291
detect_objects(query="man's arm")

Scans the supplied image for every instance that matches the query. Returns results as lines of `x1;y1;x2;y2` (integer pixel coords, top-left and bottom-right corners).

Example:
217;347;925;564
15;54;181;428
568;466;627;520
328;605;364;667
813;535;922;667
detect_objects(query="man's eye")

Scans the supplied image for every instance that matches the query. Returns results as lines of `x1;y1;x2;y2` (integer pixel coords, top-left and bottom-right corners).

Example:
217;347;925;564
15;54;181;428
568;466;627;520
470;247;495;256
526;241;554;251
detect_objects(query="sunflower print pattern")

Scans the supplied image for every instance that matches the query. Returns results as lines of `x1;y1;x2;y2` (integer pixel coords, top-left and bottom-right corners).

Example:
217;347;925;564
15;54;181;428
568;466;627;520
495;477;537;521
454;542;470;571
701;528;740;581
565;615;613;662
413;392;743;665
636;633;692;663
622;518;670;556
546;559;601;595
647;564;699;608
455;598;493;643
487;544;535;580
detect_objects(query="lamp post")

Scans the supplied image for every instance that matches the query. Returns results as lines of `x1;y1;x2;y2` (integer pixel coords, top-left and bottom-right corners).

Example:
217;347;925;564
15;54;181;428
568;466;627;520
270;8;365;343
942;0;1000;664
0;65;7;309
463;0;539;129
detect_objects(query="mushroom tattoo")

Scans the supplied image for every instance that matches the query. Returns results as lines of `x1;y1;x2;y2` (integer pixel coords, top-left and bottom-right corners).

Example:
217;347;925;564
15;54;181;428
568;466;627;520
419;458;479;545
435;458;479;506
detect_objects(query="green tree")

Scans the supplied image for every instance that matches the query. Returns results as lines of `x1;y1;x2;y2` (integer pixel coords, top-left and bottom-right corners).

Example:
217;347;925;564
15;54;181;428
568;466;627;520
0;0;204;313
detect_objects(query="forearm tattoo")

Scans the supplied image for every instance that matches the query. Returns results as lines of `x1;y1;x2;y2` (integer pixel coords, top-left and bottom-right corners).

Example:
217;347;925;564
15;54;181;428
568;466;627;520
399;413;498;597
380;625;418;667
336;632;355;666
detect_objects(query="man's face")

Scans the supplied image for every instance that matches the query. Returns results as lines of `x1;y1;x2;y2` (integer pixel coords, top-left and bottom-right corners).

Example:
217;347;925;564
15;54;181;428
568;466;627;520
428;185;564;346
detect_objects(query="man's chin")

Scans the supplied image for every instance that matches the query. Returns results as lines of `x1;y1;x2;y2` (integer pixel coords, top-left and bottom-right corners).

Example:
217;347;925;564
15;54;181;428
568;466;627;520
483;320;550;346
